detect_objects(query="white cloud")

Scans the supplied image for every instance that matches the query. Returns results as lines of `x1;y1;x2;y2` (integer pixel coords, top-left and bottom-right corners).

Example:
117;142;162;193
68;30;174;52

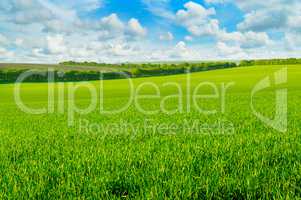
141;0;175;20
233;0;286;12
127;18;147;37
184;35;193;41
217;31;244;42
205;0;300;33
205;0;227;4
0;0;39;12
0;0;300;63
14;9;53;24
240;31;271;49
176;1;215;28
0;0;81;36
46;35;67;54
32;48;45;57
169;41;200;59
0;34;9;45
285;32;301;50
37;0;78;22
237;9;288;32
175;41;186;50
58;0;103;12
188;19;219;37
0;2;151;63
171;1;273;55
100;13;124;32
43;19;73;33
159;32;174;41
232;0;301;42
15;38;24;46
172;0;274;57
0;0;78;25
288;8;301;32
217;42;243;56
0;47;14;58
218;31;272;49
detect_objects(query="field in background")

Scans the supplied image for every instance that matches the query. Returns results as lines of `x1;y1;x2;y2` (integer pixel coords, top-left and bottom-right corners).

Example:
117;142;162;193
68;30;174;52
0;61;237;83
1;58;300;83
0;65;300;199
0;63;123;72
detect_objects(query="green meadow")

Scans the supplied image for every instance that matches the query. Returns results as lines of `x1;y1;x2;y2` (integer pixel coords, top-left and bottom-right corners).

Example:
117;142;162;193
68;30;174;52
0;65;300;199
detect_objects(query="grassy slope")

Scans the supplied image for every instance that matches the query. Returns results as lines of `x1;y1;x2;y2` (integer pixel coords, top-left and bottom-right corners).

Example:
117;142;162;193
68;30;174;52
0;65;300;199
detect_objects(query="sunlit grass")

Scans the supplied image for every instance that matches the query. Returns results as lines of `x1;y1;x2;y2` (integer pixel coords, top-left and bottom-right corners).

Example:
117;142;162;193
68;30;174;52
0;65;300;199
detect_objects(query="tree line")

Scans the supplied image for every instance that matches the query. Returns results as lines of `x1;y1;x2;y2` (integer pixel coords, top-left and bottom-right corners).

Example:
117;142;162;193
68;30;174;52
0;70;131;84
0;58;300;83
130;62;236;77
0;61;237;83
60;61;237;77
239;58;301;66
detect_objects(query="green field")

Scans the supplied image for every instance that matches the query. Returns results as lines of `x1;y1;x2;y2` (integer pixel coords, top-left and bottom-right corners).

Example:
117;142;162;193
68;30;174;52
0;65;300;199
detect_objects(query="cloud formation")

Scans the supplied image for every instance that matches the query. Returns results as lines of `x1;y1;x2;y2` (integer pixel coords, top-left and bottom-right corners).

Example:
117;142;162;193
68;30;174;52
0;0;300;63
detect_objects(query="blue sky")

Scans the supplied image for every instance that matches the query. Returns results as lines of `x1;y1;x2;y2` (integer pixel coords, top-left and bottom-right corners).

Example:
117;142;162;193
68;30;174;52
0;0;300;63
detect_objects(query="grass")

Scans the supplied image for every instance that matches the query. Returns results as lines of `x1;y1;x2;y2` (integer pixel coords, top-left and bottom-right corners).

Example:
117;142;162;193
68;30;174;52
0;65;300;199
